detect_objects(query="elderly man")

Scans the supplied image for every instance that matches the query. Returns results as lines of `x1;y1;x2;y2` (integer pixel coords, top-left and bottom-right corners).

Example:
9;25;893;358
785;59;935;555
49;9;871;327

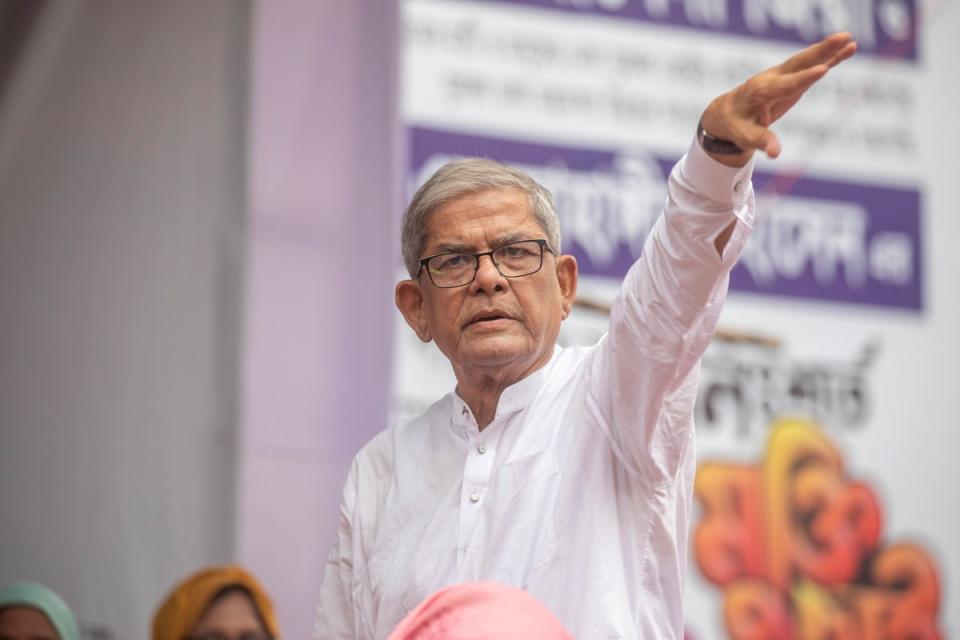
315;33;857;639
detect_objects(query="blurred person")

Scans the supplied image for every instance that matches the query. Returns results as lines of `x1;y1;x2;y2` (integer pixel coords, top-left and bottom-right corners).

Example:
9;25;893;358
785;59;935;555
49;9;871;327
387;582;572;640
152;566;280;640
0;582;80;640
315;34;857;639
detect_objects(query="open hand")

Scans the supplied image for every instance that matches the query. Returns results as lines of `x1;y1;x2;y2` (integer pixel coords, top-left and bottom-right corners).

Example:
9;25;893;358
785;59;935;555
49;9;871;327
700;32;857;166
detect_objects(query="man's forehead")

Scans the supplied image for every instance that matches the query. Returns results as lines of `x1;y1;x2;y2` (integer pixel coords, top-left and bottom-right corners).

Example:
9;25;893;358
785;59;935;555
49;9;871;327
423;188;542;250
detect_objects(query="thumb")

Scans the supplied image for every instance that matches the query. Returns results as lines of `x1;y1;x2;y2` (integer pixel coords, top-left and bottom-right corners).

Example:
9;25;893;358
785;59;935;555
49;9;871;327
741;123;780;158
761;130;781;158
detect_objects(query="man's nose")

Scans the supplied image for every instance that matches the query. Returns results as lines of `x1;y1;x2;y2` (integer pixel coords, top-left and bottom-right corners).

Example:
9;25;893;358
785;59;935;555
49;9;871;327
470;253;507;293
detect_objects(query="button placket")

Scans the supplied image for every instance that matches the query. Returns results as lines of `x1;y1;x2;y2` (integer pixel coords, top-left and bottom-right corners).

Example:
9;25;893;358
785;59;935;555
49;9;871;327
455;423;499;567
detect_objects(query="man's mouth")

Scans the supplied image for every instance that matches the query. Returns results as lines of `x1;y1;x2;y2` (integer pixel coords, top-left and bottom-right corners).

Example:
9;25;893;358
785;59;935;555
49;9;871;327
466;313;512;326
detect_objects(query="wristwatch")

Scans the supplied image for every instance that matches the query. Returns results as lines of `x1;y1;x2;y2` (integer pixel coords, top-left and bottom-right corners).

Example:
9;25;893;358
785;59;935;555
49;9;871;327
697;119;744;156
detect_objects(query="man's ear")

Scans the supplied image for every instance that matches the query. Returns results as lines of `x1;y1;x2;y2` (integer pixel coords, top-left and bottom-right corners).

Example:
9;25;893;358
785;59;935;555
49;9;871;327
395;279;433;342
555;254;578;320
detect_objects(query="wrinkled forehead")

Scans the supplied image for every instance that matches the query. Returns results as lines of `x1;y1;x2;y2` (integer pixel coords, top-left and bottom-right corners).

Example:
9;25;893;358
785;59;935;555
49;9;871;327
422;187;544;252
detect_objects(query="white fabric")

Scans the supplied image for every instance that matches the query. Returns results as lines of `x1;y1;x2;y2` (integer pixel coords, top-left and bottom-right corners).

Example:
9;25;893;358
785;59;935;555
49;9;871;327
315;139;756;640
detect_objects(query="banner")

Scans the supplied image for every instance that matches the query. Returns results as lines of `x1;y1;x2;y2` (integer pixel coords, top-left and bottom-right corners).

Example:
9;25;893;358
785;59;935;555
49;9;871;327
399;0;954;636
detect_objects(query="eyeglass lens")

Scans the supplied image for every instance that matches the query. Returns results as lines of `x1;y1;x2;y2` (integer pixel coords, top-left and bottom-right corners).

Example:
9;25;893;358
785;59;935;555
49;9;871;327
426;240;545;287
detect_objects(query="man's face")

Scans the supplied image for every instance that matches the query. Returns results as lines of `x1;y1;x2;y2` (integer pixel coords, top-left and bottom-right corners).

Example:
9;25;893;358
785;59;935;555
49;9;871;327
396;188;577;381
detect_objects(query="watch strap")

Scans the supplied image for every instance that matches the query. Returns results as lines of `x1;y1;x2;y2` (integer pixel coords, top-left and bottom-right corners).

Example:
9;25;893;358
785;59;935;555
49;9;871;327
697;119;744;156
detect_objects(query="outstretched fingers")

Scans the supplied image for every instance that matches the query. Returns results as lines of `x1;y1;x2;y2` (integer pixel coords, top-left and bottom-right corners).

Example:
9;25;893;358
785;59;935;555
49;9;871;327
780;32;856;74
773;63;830;96
826;41;858;68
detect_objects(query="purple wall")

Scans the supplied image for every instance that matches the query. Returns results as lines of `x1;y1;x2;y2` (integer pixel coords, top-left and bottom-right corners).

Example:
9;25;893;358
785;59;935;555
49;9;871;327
239;1;399;635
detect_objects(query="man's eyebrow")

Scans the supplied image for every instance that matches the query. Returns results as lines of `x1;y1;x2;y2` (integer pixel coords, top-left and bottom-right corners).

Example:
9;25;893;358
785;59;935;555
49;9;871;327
493;231;531;246
428;232;540;256
430;241;473;254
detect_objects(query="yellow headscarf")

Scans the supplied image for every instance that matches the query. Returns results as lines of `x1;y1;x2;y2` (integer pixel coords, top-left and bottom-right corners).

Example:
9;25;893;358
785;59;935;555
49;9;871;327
151;566;280;640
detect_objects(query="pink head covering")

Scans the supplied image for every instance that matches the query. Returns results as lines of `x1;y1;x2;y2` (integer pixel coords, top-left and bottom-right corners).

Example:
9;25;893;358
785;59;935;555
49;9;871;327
387;582;573;640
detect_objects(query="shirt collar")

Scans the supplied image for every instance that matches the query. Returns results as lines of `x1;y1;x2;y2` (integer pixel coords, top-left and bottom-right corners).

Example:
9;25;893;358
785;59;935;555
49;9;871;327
450;346;562;433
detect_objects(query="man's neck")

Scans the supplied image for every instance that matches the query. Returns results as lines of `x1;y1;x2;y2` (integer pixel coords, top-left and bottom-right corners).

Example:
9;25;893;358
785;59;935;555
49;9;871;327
453;351;553;430
455;376;508;431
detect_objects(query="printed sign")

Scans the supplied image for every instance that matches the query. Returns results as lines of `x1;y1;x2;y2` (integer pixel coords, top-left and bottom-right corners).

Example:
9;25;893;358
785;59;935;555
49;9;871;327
694;418;943;639
488;0;919;59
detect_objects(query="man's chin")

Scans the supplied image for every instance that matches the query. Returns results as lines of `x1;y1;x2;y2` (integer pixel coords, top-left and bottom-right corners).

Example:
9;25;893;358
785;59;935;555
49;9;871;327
455;336;532;369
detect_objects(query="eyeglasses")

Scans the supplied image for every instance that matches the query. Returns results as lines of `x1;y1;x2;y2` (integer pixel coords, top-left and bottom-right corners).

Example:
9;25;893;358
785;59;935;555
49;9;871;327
418;239;552;288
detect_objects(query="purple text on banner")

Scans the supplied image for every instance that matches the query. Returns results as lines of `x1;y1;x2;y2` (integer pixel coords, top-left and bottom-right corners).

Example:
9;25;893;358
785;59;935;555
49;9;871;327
408;126;923;311
485;0;918;61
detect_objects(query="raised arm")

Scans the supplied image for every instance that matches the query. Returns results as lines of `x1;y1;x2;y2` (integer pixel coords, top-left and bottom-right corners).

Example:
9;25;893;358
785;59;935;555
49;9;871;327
584;34;857;483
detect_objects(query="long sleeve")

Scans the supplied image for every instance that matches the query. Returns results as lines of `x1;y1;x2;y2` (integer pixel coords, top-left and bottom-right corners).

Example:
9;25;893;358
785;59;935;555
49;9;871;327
585;137;756;484
314;468;359;639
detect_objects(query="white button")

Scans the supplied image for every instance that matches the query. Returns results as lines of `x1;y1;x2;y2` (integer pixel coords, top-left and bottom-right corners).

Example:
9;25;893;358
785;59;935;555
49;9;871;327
469;492;480;503
461;406;469;415
733;180;743;192
477;443;487;454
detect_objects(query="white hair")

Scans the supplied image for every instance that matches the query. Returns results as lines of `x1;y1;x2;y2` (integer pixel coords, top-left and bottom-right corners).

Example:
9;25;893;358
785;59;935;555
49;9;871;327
401;157;561;278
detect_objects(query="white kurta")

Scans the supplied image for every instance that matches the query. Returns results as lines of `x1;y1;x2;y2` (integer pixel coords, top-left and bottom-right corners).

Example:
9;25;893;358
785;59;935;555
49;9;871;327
315;139;756;640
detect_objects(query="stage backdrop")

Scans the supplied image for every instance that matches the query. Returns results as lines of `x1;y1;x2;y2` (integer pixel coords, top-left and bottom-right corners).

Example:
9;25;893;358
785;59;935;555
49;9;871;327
393;0;959;637
0;3;248;638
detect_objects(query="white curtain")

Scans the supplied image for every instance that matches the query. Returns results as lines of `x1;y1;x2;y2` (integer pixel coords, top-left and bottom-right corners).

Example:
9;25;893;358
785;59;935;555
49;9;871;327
0;2;249;637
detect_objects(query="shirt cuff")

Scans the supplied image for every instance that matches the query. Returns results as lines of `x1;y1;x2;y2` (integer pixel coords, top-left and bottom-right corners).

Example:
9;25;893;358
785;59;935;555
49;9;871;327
681;136;756;211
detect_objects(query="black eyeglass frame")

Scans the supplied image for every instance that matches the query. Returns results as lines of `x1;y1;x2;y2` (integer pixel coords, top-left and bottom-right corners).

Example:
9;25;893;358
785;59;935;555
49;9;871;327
417;238;553;288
